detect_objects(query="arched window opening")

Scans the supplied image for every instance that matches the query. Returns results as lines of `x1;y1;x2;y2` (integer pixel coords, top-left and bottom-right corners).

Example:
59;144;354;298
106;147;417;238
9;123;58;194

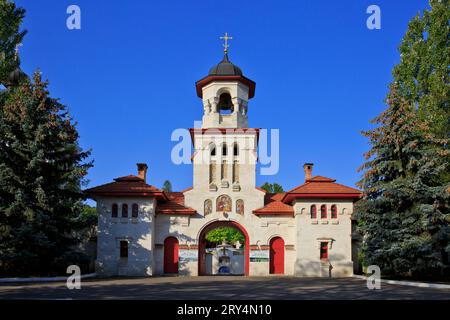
122;203;128;218
310;205;317;219
210;144;216;156
222;144;227;156
218;92;233;114
112;203;118;218
331;205;337;219
132;203;138;218
321;205;327;219
233;143;239;156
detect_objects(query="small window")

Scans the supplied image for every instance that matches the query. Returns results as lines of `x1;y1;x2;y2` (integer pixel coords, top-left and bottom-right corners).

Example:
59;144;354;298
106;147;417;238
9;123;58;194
310;205;317;219
132;204;138;218
321;205;327;219
222;144;227;156
320;242;328;260
210;144;216;156
233;143;239;156
331;205;337;219
112;203;118;218
120;240;128;258
122;204;128;218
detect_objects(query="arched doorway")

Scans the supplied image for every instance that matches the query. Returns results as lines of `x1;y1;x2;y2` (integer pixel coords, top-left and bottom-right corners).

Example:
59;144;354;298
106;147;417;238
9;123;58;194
164;237;179;274
269;237;284;274
198;220;249;276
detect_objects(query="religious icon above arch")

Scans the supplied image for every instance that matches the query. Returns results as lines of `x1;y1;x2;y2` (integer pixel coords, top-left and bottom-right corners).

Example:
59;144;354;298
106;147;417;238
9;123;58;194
216;195;232;212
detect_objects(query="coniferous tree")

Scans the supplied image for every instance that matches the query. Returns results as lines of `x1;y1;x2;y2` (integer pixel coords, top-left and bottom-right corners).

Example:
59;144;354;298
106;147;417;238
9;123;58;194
0;0;26;85
356;84;449;279
0;72;92;276
162;180;172;192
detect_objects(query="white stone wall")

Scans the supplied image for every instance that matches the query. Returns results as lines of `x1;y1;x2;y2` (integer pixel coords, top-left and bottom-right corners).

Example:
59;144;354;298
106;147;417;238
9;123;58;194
95;197;155;277
293;199;354;277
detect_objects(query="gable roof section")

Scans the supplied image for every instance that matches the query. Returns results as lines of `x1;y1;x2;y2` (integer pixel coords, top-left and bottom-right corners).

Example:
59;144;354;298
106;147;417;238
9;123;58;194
156;192;196;215
253;193;294;216
281;176;362;203
84;175;168;200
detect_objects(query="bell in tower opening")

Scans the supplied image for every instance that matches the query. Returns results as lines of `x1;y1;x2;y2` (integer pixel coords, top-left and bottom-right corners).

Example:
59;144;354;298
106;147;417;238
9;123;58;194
217;92;233;114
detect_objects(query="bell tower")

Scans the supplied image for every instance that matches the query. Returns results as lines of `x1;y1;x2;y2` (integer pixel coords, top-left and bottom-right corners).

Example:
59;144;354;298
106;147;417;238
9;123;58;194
184;33;264;225
195;34;256;129
188;34;259;194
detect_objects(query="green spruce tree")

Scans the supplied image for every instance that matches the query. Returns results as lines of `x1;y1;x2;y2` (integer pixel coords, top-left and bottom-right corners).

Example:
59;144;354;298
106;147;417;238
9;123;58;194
356;84;449;279
0;0;26;85
162;180;172;192
0;72;92;276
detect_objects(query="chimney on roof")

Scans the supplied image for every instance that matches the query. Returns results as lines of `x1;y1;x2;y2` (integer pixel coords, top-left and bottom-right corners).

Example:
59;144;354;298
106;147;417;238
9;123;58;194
137;163;148;182
303;163;313;182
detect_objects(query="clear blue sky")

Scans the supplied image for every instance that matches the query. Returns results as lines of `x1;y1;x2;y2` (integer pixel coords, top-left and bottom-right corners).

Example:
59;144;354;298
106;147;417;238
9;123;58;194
16;0;429;194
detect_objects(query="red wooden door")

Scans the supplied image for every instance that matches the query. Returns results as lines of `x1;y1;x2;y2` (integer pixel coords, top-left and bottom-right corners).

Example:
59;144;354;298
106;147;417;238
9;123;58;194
269;237;285;274
164;237;179;274
320;242;328;260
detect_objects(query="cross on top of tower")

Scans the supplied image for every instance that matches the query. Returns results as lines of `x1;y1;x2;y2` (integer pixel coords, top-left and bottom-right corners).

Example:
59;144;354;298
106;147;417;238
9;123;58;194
220;32;232;54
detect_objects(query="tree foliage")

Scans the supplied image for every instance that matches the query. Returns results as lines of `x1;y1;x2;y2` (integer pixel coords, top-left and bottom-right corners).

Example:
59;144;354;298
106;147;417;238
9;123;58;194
0;71;93;276
392;0;449;139
0;0;26;85
260;182;284;193
162;180;172;192
356;0;450;280
205;227;245;245
356;83;449;279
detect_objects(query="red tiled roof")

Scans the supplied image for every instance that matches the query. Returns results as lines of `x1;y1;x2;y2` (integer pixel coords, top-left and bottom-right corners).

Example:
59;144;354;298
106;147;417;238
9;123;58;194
282;175;362;203
253;193;294;216
84;175;167;200
156;192;196;215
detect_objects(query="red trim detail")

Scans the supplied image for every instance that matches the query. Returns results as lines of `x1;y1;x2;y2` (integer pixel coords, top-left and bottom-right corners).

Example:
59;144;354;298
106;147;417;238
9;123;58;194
195;75;256;99
198;220;249;276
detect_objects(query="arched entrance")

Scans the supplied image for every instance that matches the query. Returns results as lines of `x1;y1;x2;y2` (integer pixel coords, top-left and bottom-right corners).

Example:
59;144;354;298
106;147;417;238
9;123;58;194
269;237;285;274
198;220;249;276
164;236;179;274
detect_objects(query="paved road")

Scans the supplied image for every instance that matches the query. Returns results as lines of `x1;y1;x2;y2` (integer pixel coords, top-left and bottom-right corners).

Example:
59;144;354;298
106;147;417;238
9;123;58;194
0;276;449;300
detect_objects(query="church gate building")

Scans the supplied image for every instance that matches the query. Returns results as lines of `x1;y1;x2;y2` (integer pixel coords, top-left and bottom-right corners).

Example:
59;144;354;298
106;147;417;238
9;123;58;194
85;46;362;278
